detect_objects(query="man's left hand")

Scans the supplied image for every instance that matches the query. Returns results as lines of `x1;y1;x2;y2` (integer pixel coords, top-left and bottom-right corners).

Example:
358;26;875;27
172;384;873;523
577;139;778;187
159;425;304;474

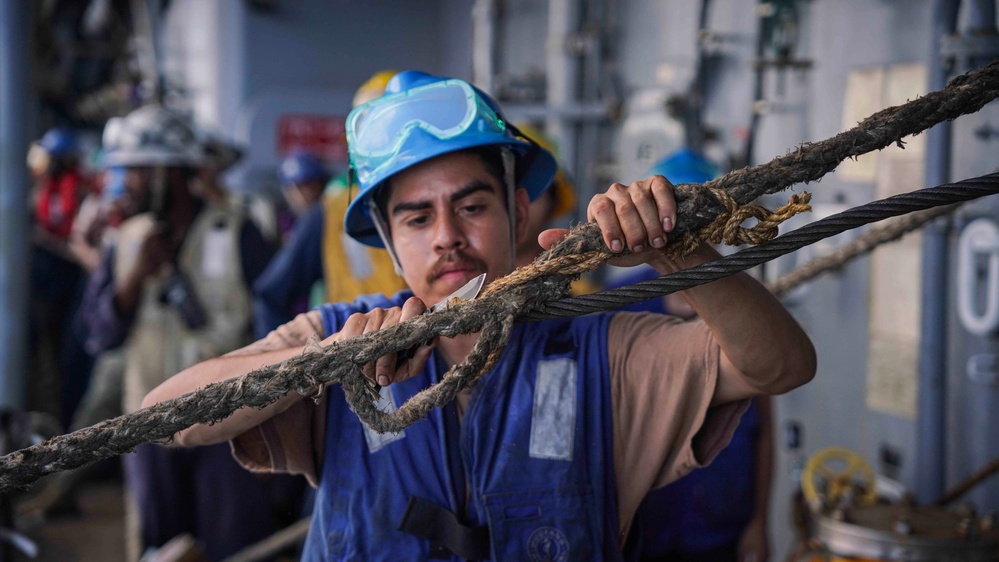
539;175;677;267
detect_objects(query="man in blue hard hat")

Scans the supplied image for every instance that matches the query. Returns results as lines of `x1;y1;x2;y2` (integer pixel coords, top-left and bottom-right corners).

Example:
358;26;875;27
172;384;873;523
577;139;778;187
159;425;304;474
145;71;816;561
251;149;331;339
278;149;331;218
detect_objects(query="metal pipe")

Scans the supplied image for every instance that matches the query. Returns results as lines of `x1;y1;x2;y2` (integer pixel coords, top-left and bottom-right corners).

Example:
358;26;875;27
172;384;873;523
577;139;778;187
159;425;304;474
503;101;612;121
472;0;496;94
130;0;163;102
546;0;581;173
744;0;770;168
0;0;32;410
686;0;713;151
916;0;961;505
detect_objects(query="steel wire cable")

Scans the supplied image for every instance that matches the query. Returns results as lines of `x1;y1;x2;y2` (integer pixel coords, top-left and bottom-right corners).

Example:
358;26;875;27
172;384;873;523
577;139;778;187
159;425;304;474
522;173;999;321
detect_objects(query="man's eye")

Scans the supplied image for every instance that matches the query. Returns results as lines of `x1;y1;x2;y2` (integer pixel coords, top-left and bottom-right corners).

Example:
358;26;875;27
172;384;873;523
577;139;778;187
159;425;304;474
462;204;485;214
406;216;429;227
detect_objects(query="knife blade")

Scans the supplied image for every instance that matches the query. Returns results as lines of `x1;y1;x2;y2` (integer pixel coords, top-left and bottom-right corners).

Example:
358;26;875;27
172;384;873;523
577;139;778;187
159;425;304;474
392;273;487;369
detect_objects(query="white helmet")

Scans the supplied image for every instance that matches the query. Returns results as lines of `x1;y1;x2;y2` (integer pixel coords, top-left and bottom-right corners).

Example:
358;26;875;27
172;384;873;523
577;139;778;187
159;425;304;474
102;105;203;168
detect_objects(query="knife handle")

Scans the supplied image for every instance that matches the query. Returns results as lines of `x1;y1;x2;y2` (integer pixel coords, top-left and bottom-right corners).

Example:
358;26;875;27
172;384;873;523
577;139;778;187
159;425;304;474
394;339;433;369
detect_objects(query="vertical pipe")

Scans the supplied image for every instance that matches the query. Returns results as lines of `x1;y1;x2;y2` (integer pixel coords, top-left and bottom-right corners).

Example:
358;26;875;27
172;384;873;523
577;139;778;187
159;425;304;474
472;0;496;95
546;0;580;174
212;0;246;134
961;0;999;510
130;0;162;102
916;0;960;505
0;0;32;410
686;0;712;152
744;2;769;168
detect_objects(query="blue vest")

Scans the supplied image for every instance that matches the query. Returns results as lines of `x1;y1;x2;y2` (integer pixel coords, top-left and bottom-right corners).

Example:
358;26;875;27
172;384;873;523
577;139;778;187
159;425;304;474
302;291;623;561
631;400;759;555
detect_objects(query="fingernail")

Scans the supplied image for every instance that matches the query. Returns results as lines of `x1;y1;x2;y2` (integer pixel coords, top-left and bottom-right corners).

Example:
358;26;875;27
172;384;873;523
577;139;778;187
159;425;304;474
633;244;645;253
378;375;389;386
610;240;623;252
653;237;665;248
663;217;673;232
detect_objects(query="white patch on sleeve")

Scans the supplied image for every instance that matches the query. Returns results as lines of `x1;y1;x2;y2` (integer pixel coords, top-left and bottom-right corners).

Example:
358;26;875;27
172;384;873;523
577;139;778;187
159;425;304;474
529;358;577;461
362;386;406;453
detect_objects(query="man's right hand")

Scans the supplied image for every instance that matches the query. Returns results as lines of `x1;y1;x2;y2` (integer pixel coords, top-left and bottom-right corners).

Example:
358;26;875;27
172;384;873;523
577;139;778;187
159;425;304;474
325;297;436;387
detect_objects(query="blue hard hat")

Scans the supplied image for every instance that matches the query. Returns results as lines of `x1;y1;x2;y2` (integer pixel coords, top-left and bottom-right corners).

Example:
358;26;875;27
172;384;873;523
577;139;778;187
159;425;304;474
343;70;557;248
278;150;330;187
648;148;719;185
39;127;78;158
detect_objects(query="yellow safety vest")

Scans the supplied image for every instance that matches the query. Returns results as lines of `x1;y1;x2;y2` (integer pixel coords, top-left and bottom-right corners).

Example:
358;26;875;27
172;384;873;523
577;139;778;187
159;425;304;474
321;189;407;304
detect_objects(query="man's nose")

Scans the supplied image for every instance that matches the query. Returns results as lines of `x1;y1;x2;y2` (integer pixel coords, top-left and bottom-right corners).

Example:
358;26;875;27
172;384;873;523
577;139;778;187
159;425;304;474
432;212;468;252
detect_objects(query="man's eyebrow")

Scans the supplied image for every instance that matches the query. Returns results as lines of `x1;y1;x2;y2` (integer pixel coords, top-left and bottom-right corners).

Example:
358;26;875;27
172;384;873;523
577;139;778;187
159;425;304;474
450;180;495;203
391;180;496;216
391;199;431;216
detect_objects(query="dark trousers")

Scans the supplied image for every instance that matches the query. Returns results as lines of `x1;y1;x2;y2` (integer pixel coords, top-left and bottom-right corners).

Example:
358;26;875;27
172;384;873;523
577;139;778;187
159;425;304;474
639;542;738;562
124;442;303;561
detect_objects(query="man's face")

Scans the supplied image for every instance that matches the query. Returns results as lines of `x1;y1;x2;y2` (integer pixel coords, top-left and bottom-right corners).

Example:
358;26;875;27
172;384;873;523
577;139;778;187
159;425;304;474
119;168;154;217
385;150;529;306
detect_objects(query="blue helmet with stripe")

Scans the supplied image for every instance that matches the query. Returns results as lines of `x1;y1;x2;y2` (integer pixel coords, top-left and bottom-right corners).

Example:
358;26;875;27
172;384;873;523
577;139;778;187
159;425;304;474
343;70;557;248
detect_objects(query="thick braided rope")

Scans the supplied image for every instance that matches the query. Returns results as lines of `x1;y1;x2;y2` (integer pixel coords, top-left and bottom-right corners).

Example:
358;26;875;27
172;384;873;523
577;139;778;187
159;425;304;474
0;60;997;491
523;176;999;321
340;314;516;431
482;251;612;296
662;58;999;243
667;190;813;257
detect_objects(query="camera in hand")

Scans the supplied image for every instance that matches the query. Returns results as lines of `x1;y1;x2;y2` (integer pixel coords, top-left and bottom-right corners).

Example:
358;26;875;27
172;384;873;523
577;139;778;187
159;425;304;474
159;272;208;330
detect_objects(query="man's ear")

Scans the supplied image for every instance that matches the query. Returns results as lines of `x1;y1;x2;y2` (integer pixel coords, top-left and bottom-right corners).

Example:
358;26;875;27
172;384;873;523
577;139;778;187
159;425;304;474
513;187;531;244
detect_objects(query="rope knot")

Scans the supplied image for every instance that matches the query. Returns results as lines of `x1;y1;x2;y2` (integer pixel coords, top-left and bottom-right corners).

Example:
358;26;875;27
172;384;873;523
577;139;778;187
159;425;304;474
704;189;812;246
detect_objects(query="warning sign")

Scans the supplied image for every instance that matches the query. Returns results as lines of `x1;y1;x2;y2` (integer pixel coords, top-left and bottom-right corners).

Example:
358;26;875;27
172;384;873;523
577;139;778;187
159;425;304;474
277;114;347;166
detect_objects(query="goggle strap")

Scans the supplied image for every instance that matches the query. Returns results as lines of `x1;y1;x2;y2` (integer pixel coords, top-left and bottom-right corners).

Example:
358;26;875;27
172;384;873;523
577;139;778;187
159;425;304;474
506;122;542;174
367;195;405;276
501;147;517;270
347;166;356;205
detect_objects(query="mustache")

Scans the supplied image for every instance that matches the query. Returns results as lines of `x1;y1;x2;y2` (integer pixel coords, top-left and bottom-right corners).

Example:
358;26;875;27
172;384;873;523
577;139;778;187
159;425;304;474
426;250;488;284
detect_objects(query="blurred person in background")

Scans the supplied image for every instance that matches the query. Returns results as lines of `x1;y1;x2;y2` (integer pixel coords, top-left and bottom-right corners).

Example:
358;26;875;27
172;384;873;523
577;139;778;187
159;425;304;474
252;149;331;338
252;70;405;340
513;123;577;269
30;127;87;254
20;164;134;520
67;165;123;274
27;127;95;428
278;148;330;219
77;105;287;561
625;149;773;562
513;123;599;297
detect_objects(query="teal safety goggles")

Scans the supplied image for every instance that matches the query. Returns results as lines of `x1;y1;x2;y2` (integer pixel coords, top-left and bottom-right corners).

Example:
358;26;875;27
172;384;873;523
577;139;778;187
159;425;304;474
346;79;509;187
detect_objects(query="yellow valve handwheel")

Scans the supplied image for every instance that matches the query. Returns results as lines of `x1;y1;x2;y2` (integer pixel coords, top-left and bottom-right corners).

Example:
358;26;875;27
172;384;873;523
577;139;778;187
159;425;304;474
802;446;877;508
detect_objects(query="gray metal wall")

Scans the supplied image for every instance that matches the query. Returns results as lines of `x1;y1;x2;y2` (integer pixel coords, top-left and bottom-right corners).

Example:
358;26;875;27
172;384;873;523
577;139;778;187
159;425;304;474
495;0;999;556
165;0;472;192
